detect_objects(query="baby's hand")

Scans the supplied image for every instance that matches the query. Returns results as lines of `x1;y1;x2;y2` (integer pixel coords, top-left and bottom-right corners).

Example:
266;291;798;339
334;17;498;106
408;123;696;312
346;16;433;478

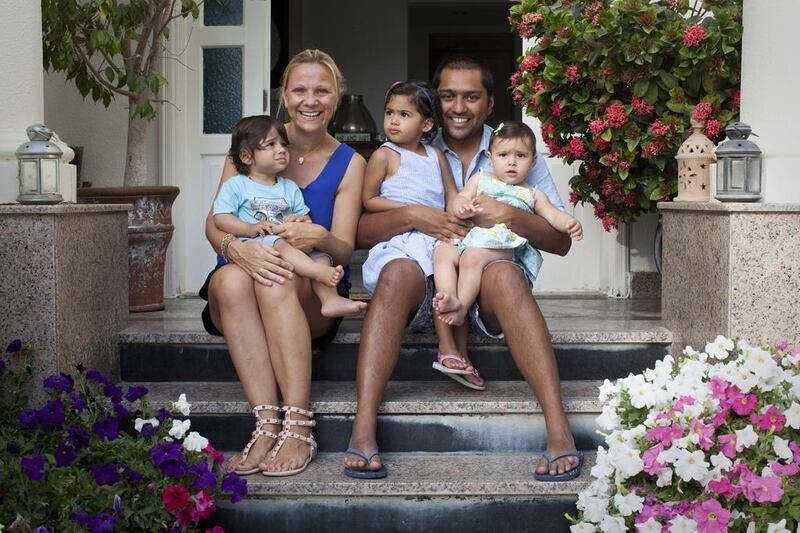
253;221;275;236
284;214;311;223
565;218;583;241
456;198;482;219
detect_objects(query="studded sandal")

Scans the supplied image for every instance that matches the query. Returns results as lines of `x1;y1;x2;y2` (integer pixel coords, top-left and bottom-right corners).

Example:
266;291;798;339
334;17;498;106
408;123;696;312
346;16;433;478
262;405;317;477
233;404;281;475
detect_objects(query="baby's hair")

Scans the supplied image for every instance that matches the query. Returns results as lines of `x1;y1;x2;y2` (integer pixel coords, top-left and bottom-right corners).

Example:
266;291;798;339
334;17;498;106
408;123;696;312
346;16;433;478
228;115;289;176
488;120;537;153
384;80;442;143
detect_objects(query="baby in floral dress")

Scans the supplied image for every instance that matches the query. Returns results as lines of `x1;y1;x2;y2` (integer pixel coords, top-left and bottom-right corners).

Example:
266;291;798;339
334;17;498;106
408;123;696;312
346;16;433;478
433;120;584;326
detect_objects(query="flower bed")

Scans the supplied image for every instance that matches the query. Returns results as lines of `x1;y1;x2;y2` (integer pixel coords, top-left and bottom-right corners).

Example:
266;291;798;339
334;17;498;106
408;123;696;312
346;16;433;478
509;0;742;230
0;341;246;532
570;336;800;532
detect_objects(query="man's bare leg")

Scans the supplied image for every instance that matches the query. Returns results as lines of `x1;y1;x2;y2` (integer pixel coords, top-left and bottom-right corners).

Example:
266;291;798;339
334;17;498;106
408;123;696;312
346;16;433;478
477;263;579;476
343;259;426;473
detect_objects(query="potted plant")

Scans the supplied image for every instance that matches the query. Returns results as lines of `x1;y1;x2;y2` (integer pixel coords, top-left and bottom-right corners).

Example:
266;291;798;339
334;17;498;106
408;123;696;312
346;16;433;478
509;0;742;230
41;0;209;311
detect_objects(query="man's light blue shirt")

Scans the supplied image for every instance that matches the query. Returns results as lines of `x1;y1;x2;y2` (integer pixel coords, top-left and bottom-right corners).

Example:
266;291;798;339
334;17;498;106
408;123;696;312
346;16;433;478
432;124;564;211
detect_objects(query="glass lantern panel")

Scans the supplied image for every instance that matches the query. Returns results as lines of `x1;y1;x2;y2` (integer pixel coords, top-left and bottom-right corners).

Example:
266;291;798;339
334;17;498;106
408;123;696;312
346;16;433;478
203;47;243;134
40;160;59;192
747;158;761;193
19;161;38;192
729;158;746;190
204;0;243;26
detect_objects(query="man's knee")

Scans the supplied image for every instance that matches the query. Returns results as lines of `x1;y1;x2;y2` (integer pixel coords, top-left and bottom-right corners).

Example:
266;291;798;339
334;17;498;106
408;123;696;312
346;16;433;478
375;260;424;293
481;261;528;295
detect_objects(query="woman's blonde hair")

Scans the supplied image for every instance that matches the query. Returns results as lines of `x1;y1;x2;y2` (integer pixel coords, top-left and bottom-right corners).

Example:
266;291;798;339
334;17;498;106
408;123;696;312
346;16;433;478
280;49;346;100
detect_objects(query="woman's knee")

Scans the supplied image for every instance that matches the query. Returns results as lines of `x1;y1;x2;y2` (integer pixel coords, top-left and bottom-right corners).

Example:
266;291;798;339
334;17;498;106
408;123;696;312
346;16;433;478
254;274;303;305
209;266;255;305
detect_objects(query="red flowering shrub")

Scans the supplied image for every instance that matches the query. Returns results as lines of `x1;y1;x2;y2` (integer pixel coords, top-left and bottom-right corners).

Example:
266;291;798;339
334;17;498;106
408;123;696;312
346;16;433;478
510;0;742;229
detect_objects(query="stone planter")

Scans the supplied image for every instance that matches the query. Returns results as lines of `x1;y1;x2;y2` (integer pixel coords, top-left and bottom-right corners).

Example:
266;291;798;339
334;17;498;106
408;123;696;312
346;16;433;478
78;185;180;312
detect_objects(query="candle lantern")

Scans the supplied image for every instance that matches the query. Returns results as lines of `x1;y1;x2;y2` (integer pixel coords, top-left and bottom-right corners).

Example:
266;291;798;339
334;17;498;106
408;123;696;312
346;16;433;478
15;124;64;204
714;122;762;202
675;119;716;201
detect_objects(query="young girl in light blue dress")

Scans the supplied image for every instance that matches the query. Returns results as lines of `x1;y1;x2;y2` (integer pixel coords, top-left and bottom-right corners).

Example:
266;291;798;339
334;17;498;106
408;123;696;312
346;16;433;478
432;121;584;327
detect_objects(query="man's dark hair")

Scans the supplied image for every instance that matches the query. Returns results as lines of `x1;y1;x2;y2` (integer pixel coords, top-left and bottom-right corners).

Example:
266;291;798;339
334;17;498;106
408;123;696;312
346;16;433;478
385;80;442;143
431;55;494;95
228;115;289;175
488;120;537;153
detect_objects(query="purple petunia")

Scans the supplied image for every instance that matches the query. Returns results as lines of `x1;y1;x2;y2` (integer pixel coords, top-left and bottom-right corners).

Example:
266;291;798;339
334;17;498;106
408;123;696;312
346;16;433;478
54;441;77;467
93;416;119;441
221;472;248;504
124;467;143;484
69;391;86;411
139;422;157;440
32;527;51;533
90;463;122;486
36;399;66;429
43;373;74;392
113;495;123;517
113;403;130;419
124;385;149;403
18;408;38;429
85;369;110;385
103;383;123;403
0;358;6;373
149;441;186;478
88;511;116;533
67;427;91;450
70;510;90;527
21;454;47;481
156;407;171;422
190;461;217;491
6;339;22;352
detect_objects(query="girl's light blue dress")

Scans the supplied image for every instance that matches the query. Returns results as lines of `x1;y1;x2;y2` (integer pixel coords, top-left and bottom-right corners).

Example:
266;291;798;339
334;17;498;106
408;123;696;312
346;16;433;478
460;171;543;283
362;142;445;295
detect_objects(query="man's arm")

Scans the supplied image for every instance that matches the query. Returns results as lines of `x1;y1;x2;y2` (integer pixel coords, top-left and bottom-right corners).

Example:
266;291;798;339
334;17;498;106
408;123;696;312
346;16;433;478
356;206;472;250
473;203;571;256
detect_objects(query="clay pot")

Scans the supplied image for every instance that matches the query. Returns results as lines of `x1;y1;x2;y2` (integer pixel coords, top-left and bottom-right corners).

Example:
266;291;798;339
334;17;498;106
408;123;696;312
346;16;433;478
77;186;180;312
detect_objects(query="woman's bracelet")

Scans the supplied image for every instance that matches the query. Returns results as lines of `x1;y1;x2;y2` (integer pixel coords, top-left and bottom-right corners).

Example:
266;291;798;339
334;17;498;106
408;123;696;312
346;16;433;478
220;233;236;263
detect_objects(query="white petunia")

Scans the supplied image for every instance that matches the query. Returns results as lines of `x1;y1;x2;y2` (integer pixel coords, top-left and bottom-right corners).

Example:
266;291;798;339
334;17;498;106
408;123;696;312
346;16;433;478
773;436;794;462
133;417;159;433
636;518;662;533
742;346;779;380
789;375;800;401
784;401;800;429
169;418;191;439
613;492;644;516
735;425;758;451
577;495;608;524
706;335;734;360
655;466;673;487
709;452;733;471
172;393;192;416
610;443;644;480
673;449;710;482
182;431;209;452
766;519;791;533
728;366;759;393
597;404;621;431
591;447;614;479
669;515;698;533
600;515;626;533
570;523;597;533
598;379;620;403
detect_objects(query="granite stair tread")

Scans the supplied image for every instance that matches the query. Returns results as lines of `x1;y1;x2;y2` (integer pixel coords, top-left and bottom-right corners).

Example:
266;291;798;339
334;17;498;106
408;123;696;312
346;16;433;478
235;451;596;497
131;380;603;415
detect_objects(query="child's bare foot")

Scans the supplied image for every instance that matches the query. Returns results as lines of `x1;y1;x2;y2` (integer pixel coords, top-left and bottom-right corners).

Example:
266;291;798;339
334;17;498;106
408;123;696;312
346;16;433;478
321;296;368;318
438;306;467;327
432;291;460;314
312;264;344;287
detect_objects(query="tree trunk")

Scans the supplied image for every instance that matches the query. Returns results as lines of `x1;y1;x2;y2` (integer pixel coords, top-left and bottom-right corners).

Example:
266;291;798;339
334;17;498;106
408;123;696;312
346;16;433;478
124;109;150;187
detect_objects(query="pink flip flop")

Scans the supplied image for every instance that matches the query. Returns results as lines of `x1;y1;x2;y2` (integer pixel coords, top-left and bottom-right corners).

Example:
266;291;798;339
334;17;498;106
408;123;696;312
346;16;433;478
432;353;473;376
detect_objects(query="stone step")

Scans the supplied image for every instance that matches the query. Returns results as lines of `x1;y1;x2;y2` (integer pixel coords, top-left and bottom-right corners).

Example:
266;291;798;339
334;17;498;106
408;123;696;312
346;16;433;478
133;381;605;453
120;342;668;382
214;452;594;533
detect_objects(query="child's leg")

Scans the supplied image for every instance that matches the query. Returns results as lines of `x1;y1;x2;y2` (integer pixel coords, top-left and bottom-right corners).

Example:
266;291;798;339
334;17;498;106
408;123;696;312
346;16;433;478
439;247;513;326
309;255;368;318
273;239;342;287
432;242;461;316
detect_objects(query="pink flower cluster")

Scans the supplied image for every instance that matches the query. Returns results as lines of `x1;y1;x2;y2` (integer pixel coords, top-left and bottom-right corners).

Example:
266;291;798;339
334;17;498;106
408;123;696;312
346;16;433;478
648;120;671;137
631;96;654;116
163;485;220;529
556;26;573;39
705;119;722;138
642;139;666;158
519;53;542;73
692;101;714;122
684;24;706;47
588;119;607;136
732;90;741;108
509;71;521;88
550;99;563;119
605;102;628;128
532;79;546;92
566;65;581;84
568;137;587;159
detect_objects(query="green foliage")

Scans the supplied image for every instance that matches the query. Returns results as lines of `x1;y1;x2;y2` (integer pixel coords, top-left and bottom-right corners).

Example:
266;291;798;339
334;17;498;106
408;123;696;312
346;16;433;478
41;0;205;121
509;0;742;230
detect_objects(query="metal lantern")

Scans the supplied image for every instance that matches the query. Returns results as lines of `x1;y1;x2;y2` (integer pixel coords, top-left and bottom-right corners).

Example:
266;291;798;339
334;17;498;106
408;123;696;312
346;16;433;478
16;124;63;204
714;122;762;202
676;119;716;201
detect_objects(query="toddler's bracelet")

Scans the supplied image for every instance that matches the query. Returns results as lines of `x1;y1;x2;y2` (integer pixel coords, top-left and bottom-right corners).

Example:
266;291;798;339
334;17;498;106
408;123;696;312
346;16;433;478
220;233;235;263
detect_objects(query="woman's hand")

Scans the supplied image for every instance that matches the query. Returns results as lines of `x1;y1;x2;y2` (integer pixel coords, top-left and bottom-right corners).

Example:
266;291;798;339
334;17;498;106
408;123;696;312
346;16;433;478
408;205;472;241
270;221;327;253
227;239;294;286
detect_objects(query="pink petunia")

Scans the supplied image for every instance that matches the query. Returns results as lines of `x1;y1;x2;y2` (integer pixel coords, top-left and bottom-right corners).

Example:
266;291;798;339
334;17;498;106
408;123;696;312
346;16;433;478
771;460;800;476
694;498;731;533
690;419;715;450
710;407;730;428
730;392;757;416
643;443;665;474
707;476;741;499
750;405;786;432
741;471;784;503
718;433;737;459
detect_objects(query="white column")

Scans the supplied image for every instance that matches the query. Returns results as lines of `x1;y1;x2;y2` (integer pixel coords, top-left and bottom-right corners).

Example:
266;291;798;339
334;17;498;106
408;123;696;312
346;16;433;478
0;0;45;202
741;0;800;203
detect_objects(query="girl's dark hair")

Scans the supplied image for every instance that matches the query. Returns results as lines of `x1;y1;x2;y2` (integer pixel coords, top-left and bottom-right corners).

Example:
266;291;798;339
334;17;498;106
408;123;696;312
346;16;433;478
228;115;289;175
385;80;442;143
488;120;537;153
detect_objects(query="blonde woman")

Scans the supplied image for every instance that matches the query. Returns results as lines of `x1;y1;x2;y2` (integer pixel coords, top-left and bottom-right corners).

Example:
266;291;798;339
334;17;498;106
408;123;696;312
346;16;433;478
201;50;365;476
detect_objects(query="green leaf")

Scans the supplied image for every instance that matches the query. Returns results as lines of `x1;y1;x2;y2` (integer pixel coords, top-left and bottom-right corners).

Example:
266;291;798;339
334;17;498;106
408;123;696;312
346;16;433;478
626;138;640;152
633;79;650;98
601;129;613;142
619;167;629;180
104;67;115;82
659;71;678;89
644;82;659;104
702;72;716;94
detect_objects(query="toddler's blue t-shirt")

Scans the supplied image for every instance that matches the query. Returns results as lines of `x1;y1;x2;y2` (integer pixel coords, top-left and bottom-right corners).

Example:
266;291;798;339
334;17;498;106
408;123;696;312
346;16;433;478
213;174;310;230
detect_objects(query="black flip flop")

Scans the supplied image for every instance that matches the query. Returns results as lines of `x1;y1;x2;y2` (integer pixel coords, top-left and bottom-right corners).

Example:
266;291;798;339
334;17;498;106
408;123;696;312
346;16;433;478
533;450;583;481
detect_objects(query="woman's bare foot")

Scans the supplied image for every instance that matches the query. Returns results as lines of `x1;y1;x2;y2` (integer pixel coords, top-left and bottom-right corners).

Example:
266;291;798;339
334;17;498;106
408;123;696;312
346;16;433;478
321;296;368;318
226;411;280;474
260;417;315;475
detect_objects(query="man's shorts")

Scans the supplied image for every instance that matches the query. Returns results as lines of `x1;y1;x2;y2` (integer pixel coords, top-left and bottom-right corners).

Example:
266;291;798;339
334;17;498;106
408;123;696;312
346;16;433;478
406;259;534;339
